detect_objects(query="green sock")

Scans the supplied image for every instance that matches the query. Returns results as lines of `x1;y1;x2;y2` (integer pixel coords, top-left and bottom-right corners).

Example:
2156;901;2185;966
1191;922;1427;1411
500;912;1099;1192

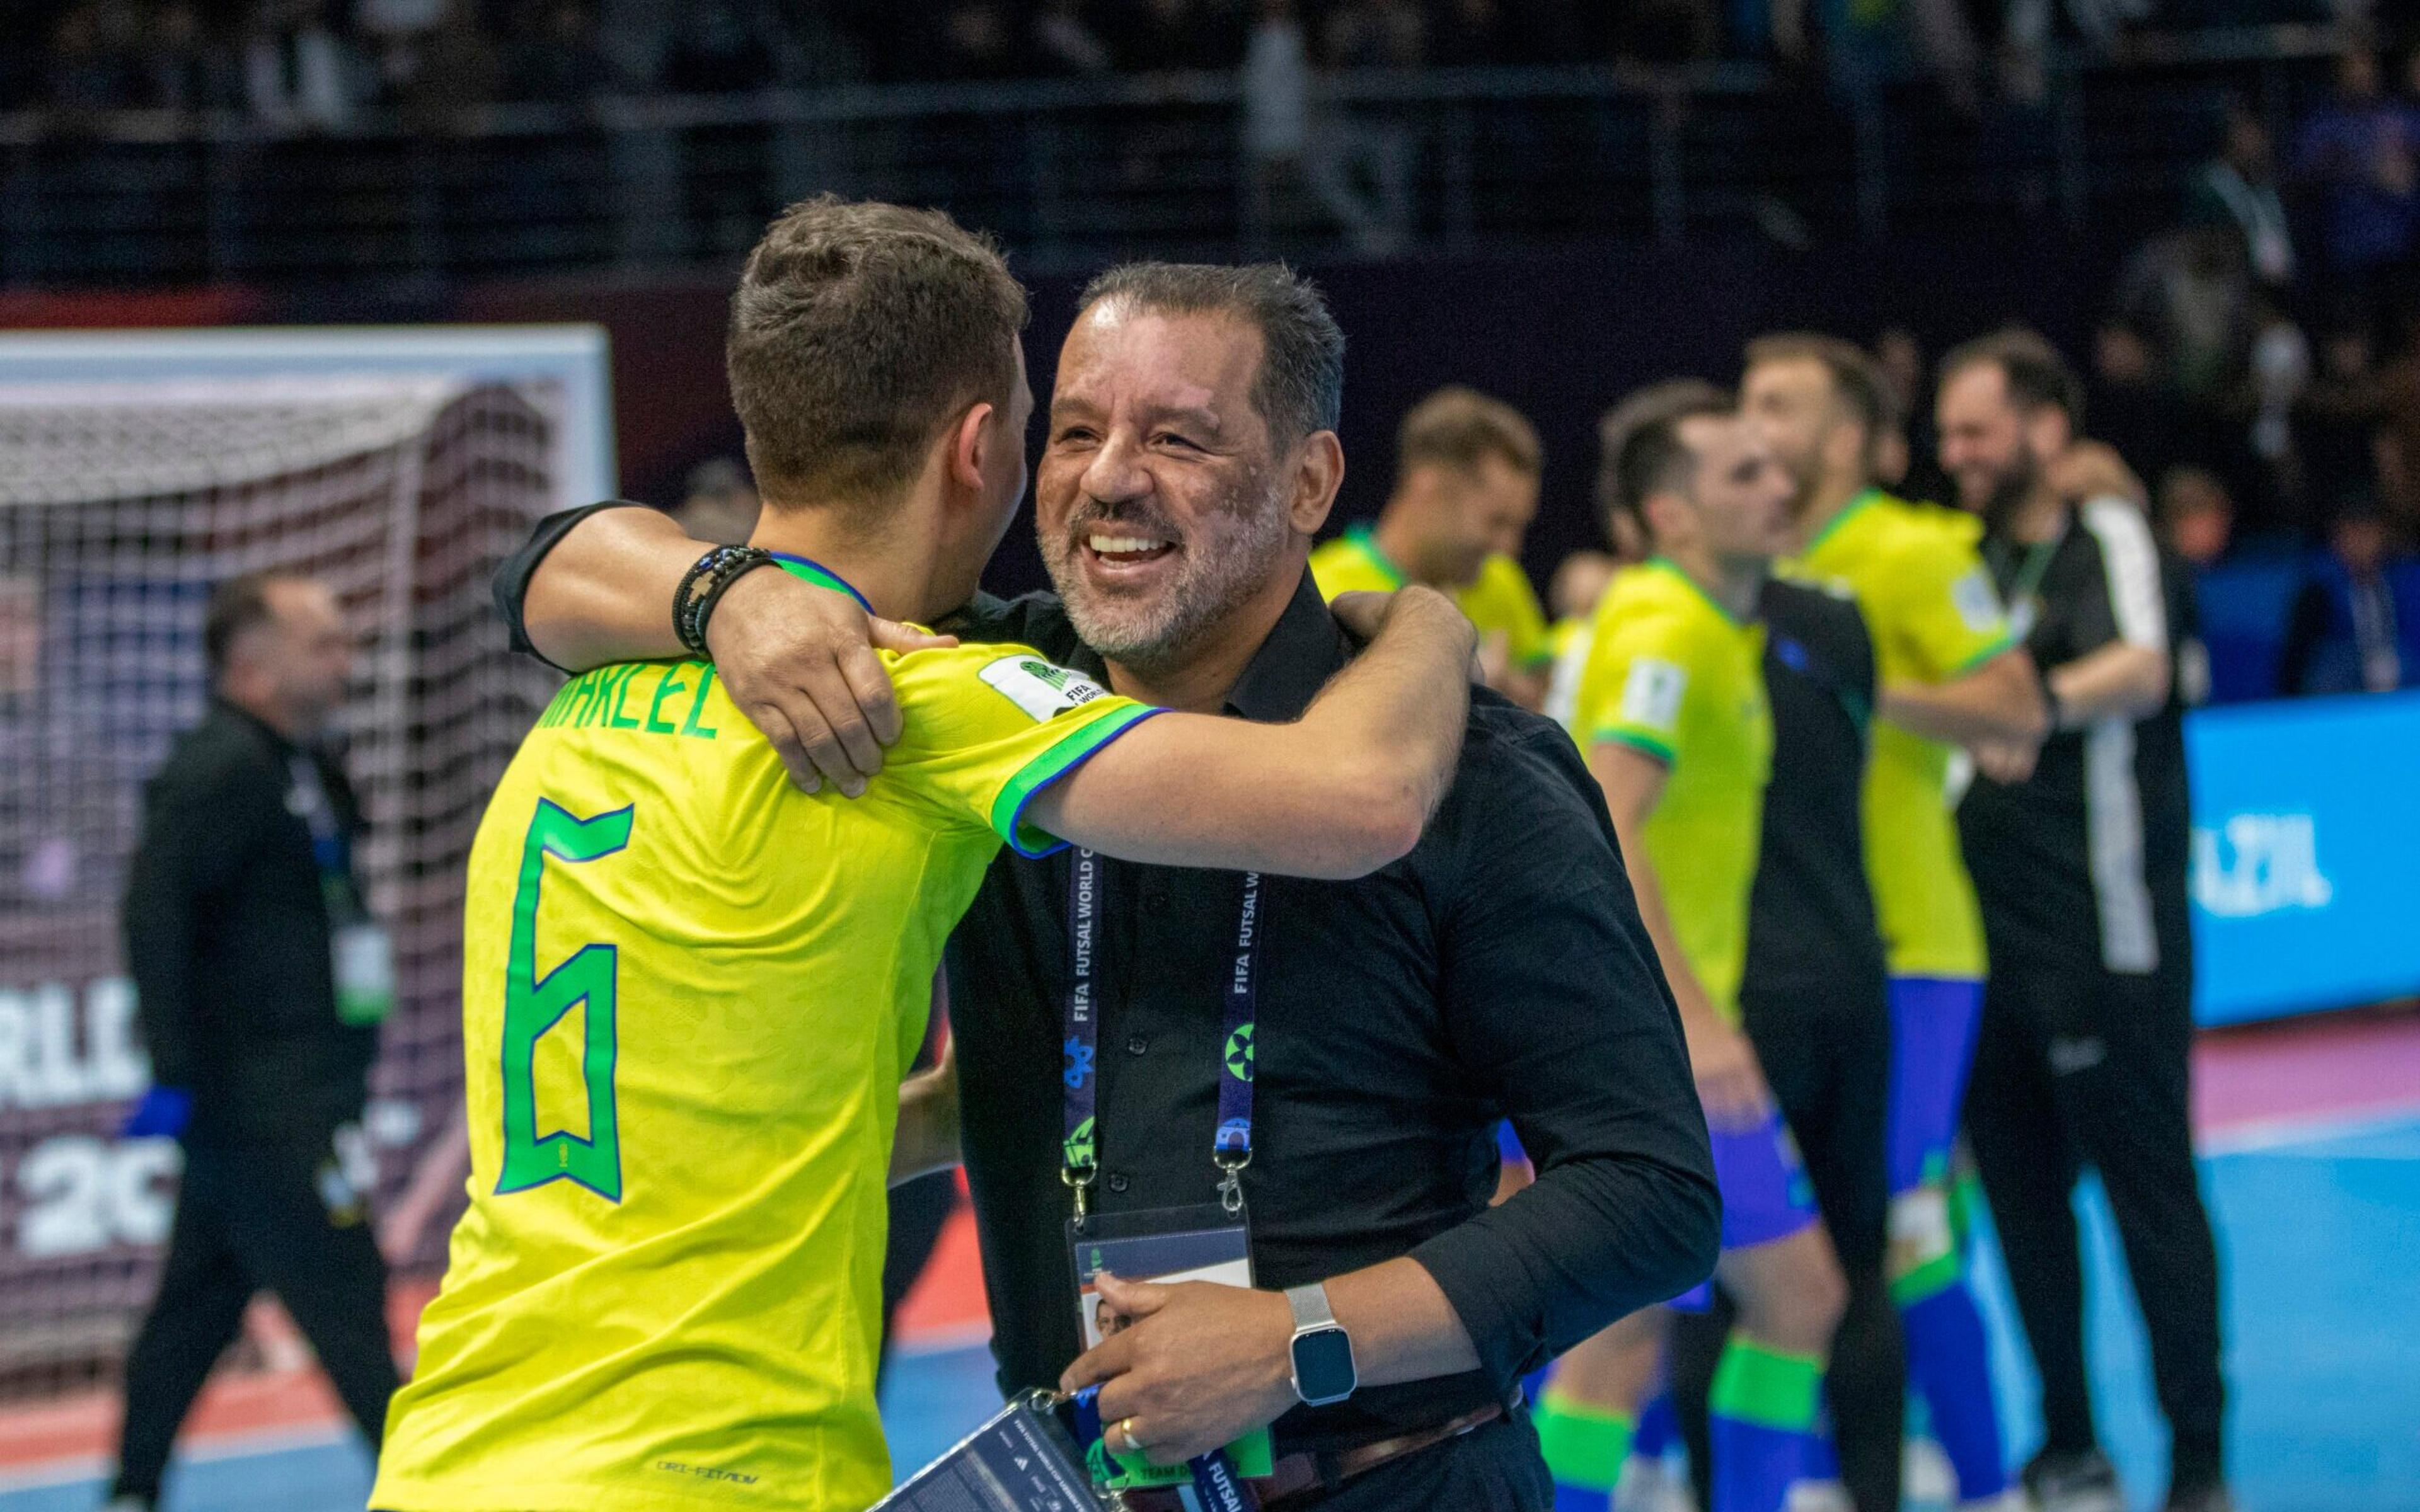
1536;1389;1635;1493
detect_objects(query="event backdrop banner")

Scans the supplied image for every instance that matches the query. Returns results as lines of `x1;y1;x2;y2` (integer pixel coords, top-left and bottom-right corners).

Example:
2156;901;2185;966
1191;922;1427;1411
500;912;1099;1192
2186;691;2420;1026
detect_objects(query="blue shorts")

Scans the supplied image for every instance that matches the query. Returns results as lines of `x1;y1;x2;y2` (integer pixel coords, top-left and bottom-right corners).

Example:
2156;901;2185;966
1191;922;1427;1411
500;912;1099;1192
1669;1112;1820;1310
1886;976;1985;1194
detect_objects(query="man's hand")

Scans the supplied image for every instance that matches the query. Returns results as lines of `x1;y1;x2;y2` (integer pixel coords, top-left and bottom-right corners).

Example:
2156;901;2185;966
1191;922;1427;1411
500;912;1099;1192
1684;1014;1772;1132
1059;1274;1299;1467
2049;440;2147;509
1326;589;1392;644
1971;735;2040;785
705;569;954;795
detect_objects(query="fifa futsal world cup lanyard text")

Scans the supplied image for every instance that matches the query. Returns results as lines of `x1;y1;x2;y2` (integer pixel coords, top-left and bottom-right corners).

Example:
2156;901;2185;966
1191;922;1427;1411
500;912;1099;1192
1061;849;1269;1511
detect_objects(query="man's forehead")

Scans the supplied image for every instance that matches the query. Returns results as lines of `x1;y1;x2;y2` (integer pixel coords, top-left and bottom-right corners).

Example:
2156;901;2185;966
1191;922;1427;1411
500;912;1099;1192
1748;354;1827;398
1940;362;2009;414
1054;302;1264;420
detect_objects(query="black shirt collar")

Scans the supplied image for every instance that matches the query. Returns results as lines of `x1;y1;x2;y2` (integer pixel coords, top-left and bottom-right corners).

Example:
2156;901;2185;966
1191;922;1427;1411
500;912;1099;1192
1220;568;1349;721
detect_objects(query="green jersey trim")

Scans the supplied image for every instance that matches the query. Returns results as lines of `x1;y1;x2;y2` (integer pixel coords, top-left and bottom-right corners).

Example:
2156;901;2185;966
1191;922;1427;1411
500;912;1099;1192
1591;728;1677;767
1948;634;2017;676
989;703;1168;857
1801;488;1884;558
1644;556;1750;628
1341;525;1410;589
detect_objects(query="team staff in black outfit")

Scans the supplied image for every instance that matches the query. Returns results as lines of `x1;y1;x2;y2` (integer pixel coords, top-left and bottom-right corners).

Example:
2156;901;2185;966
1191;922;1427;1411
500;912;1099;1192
106;572;398;1512
497;261;1722;1511
1935;331;2232;1512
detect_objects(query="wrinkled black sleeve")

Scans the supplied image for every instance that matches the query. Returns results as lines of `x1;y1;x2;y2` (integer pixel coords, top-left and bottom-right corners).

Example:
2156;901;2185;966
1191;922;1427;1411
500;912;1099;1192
491;501;653;671
1407;714;1720;1392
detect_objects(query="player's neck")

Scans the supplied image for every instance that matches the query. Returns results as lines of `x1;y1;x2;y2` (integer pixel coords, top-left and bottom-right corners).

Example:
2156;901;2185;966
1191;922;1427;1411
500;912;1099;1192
747;507;945;626
1661;541;1765;622
1369;508;1436;588
1794;475;1869;550
1102;555;1305;714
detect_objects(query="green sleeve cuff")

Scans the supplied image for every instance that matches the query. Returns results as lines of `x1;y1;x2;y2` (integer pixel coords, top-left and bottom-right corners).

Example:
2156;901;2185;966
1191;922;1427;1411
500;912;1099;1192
1591;728;1676;766
989;704;1167;857
1948;634;2016;676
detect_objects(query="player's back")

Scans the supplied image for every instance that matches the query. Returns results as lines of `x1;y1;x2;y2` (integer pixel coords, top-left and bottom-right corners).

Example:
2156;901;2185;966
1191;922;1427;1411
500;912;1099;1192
1572;559;1771;1019
375;627;1156;1512
1800;490;2010;980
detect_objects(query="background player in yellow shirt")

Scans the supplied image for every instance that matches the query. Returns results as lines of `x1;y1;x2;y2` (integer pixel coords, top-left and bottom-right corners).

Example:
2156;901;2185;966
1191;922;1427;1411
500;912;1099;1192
371;198;1479;1512
1308;385;1555;707
1535;383;1847;1512
1743;334;2048;1511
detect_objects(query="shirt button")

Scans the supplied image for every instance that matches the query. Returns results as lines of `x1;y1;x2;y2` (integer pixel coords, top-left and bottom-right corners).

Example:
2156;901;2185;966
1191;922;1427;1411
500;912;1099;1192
1106;1172;1131;1194
1126;1034;1149;1057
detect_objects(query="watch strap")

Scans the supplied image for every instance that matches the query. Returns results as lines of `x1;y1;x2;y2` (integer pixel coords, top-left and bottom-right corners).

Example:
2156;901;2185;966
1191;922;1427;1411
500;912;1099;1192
1285;1281;1337;1333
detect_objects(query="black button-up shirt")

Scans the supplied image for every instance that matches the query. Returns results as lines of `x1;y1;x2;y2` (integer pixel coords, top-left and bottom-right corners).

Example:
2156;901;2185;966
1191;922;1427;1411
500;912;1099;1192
944;570;1718;1455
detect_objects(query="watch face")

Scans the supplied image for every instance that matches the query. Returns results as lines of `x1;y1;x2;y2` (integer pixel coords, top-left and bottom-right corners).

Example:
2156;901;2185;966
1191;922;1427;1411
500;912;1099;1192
1292;1327;1357;1404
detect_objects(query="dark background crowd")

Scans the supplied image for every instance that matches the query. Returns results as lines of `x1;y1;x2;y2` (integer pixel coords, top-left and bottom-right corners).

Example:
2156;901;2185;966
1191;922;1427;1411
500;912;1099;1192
0;0;2394;120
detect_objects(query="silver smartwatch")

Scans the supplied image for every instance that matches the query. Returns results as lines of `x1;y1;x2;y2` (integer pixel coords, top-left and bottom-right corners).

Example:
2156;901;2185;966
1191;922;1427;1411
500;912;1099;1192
1284;1282;1359;1407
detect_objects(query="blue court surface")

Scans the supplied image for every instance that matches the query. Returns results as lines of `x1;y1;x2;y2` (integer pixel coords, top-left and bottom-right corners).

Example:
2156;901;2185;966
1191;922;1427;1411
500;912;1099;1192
4;1114;2412;1512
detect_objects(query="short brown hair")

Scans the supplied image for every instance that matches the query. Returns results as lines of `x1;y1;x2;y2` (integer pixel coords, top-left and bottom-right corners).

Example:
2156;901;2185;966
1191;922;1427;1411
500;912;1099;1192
727;195;1028;508
1597;379;1732;533
1078;262;1345;441
1396;386;1541;479
1939;326;2083;425
1744;331;1899;457
204;569;311;678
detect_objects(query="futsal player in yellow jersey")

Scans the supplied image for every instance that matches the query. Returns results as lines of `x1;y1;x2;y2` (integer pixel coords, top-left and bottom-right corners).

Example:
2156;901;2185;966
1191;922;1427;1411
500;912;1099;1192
1743;335;2046;1510
1305;386;1553;705
1534;384;1847;1512
371;198;1478;1512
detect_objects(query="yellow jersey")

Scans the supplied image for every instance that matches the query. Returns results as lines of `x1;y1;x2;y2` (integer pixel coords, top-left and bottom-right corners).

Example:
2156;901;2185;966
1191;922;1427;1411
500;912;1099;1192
1572;558;1772;1022
374;569;1158;1512
1795;490;2012;980
1308;526;1553;670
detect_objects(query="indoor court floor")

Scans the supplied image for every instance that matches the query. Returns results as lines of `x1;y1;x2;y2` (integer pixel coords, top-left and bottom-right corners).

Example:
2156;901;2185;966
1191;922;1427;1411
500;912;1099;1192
2;1011;2412;1512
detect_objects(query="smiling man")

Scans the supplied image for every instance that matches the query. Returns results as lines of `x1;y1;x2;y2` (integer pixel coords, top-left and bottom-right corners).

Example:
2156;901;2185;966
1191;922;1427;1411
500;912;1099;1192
495;260;1718;1511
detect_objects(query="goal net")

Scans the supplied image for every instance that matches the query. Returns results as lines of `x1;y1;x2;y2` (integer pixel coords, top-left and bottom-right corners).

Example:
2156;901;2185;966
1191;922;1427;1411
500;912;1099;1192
0;370;567;1403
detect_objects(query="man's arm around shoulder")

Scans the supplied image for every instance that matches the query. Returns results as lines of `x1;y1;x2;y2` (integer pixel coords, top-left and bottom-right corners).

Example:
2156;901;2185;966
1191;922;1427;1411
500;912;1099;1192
1029;587;1477;881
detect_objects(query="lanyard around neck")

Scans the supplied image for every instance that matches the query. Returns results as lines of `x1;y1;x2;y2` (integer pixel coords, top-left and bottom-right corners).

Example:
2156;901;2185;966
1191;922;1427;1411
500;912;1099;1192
1061;849;1263;1220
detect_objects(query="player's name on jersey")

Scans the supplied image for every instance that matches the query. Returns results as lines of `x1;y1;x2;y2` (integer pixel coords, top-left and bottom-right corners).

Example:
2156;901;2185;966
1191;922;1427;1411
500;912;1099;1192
537;660;723;740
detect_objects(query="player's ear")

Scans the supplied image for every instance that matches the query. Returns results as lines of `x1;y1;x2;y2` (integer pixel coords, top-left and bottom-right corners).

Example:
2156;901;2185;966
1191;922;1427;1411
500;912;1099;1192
948;401;996;495
1288;430;1345;535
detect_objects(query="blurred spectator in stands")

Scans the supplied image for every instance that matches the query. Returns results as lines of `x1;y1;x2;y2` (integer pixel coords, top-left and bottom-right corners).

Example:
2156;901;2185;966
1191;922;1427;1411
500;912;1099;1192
47;0;157;118
391;0;500;129
2158;466;2237;567
1429;0;1518;65
2293;47;2419;321
2187;102;2295;294
2278;498;2419;692
501;0;619;102
241;0;361;130
2116;223;2256;409
1032;0;1114;75
1104;0;1249;71
659;0;777;92
934;3;1022;81
673;457;761;546
2087;320;2192;498
2372;326;2420;536
1325;0;1427;67
1242;0;1412;253
2293;321;2388;529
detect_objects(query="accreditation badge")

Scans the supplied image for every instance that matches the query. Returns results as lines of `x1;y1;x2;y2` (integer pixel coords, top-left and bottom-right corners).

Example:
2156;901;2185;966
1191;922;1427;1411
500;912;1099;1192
1066;1205;1276;1491
331;923;395;1026
875;1391;1110;1511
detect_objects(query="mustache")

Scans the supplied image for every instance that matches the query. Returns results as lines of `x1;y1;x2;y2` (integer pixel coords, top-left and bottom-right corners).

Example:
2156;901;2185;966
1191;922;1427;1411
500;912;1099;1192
1062;501;1185;545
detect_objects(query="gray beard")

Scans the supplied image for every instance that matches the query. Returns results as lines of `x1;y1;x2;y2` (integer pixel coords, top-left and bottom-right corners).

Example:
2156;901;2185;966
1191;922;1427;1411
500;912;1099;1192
1047;492;1294;675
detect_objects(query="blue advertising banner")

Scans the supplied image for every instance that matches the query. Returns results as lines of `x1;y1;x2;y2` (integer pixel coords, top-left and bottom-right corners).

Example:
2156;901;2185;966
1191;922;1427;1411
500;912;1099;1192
2186;691;2420;1025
